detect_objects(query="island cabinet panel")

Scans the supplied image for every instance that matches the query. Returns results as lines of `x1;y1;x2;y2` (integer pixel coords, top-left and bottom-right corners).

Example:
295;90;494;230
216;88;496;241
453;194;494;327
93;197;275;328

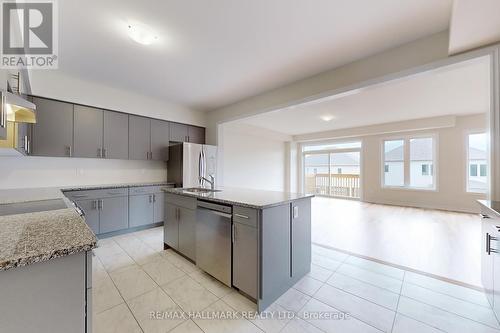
129;194;154;228
73;105;103;158
75;198;99;234
0;252;88;333
178;206;197;261
233;220;258;299
150;119;170;161
291;198;312;280
99;196;129;234
260;204;291;306
103;110;128;159
129;115;151;160
164;202;179;249
32;97;74;157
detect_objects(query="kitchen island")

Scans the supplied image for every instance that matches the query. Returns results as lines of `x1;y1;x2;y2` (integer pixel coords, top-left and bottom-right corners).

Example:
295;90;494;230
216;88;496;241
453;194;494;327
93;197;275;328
163;187;313;312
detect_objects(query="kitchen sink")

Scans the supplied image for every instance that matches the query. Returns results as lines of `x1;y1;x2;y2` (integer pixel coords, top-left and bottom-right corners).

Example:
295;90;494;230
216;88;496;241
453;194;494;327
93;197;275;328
0;199;68;216
183;188;221;194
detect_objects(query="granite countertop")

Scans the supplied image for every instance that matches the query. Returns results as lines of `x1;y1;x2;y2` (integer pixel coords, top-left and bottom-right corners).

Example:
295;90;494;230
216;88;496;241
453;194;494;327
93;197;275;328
0;203;96;271
0;181;174;271
163;187;314;209
478;200;500;218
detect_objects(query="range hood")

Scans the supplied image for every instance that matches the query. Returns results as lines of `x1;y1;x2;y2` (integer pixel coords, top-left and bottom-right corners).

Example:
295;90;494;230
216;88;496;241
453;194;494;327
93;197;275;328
1;90;36;124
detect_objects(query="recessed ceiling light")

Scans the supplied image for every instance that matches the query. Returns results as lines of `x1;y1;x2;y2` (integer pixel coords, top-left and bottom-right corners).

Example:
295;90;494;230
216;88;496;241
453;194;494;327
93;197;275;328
127;23;158;45
320;114;335;122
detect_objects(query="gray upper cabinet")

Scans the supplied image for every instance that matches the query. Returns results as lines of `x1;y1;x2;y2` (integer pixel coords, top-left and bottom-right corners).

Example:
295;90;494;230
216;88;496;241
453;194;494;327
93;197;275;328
233;221;258;299
291;198;311;279
150;120;170;161
170;123;188;142
188;126;205;144
99;196;129;234
129;115;151;160
103;111;128;159
129;194;154;228
73;105;103;158
32;97;74;157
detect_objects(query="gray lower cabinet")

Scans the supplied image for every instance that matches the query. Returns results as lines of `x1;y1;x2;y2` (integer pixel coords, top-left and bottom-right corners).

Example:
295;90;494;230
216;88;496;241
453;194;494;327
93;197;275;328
169;123;188;142
153;192;164;223
129;115;151;160
75;199;99;234
150;120;170;161
233;221;258;299
103;110;128;159
481;207;500;317
32;97;74;157
164;202;179;249
291;198;312;279
187;126;205;144
129;194;154;228
0;251;90;333
73;105;103;158
178;206;196;261
99;196;129;234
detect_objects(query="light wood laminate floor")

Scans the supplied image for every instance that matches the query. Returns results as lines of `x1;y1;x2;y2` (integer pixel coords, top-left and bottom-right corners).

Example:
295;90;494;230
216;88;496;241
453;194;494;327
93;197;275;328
312;197;482;287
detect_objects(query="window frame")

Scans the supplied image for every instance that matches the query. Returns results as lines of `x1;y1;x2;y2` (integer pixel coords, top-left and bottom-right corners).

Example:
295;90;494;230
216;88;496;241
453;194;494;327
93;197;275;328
381;133;438;191
466;130;488;194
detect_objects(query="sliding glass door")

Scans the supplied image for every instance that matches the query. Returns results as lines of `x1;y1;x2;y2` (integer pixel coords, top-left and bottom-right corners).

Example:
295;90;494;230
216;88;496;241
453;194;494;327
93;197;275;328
303;142;361;199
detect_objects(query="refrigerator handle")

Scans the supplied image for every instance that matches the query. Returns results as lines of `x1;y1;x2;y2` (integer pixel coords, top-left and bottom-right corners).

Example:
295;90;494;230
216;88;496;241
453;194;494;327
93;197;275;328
198;151;203;187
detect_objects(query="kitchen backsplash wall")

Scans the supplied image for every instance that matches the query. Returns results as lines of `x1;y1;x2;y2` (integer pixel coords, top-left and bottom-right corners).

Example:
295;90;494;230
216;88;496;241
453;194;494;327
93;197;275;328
0;157;167;189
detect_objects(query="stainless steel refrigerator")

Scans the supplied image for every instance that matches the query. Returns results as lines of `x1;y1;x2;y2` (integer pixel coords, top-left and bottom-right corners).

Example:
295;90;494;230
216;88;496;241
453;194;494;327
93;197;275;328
167;142;218;188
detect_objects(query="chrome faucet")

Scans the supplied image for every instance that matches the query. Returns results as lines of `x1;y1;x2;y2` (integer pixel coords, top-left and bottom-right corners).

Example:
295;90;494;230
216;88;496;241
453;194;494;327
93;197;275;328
199;174;215;190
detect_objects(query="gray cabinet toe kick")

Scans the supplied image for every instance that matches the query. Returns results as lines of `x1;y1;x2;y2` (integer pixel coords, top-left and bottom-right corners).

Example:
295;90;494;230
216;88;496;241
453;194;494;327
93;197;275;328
163;194;312;312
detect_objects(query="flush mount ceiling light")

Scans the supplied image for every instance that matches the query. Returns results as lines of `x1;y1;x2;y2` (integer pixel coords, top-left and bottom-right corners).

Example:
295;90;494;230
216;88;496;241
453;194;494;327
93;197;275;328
320;114;335;122
127;23;158;45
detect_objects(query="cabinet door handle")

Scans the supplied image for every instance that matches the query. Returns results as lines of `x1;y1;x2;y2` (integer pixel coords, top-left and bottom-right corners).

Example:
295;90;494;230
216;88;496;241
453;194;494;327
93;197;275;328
98;199;103;210
481;214;491;219
24;135;28;151
234;213;249;219
97;148;102;158
92;200;97;209
102;148;106;158
67;146;72;157
0;93;6;128
153;194;156;203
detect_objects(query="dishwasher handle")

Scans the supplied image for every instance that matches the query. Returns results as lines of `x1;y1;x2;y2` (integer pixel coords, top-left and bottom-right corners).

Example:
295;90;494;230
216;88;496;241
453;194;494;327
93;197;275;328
197;206;233;219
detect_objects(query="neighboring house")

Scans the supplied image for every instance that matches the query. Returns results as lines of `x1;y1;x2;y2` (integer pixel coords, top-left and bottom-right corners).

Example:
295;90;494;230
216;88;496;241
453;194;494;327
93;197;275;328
304;153;360;175
468;147;487;191
384;139;433;188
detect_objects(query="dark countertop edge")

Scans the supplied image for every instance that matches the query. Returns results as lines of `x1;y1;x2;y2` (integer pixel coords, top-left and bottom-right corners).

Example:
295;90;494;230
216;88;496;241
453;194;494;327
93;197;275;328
62;181;175;192
163;188;314;209
478;200;500;218
0;241;97;271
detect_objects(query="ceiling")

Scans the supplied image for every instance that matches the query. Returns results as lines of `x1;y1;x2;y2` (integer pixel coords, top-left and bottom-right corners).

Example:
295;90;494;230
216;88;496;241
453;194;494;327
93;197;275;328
233;56;491;135
56;0;452;111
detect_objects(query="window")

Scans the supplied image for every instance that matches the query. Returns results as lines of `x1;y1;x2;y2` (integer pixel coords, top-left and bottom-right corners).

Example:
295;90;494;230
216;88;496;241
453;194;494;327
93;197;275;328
410;137;434;189
467;133;487;193
337;168;342;174
383;140;404;186
383;136;435;189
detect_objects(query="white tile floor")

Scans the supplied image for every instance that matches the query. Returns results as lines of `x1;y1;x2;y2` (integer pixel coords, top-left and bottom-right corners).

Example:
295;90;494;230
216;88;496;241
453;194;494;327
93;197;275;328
92;227;500;333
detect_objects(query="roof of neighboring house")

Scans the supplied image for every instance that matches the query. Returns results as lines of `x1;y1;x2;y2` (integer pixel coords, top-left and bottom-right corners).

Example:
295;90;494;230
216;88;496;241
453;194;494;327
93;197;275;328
305;152;359;166
385;140;487;162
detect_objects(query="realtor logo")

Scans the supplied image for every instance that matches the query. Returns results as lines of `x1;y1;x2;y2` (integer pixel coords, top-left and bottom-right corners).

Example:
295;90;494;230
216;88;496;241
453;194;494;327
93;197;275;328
1;0;58;68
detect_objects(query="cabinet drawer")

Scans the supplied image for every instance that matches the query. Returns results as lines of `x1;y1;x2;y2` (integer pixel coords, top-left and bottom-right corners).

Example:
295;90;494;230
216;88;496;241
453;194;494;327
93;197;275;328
233;206;258;227
165;193;197;210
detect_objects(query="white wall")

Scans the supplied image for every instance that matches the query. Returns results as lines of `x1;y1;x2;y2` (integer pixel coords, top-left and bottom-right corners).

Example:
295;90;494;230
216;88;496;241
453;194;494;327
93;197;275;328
0;156;167;189
220;122;289;191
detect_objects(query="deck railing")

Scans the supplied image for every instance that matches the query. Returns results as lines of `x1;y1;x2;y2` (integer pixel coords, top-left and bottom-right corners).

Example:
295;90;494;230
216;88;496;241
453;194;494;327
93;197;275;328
305;173;360;198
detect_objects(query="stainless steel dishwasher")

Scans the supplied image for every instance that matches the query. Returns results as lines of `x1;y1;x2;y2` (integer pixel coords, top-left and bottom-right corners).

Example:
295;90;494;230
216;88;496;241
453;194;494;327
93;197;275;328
196;200;233;286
